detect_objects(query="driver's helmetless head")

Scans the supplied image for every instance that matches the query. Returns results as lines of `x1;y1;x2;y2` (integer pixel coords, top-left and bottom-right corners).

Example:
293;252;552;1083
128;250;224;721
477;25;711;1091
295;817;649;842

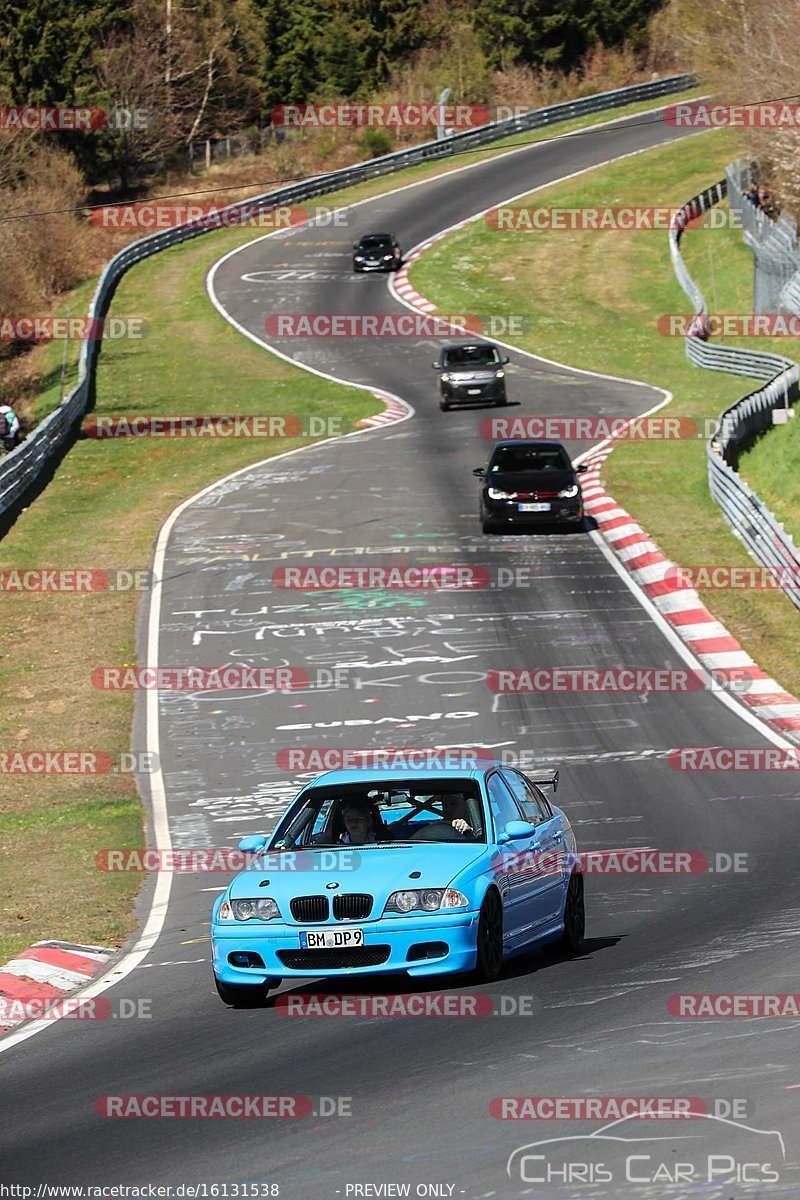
442;795;468;820
341;802;374;843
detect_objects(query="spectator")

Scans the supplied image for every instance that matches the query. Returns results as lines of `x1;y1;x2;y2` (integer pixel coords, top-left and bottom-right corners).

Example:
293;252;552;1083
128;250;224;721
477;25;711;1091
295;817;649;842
745;182;760;207
0;404;20;452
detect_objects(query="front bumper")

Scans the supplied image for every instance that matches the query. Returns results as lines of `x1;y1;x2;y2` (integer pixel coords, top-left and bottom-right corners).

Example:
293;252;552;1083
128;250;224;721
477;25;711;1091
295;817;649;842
441;380;505;404
353;260;397;272
483;496;583;524
212;912;479;983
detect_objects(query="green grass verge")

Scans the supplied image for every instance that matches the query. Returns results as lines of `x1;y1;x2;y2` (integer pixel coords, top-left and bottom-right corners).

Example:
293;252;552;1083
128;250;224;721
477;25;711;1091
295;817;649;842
739;418;800;544
409;127;800;697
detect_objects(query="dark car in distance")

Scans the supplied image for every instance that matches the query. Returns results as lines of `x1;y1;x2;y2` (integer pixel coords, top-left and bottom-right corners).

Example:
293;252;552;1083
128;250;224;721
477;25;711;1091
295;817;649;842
433;342;510;410
353;232;402;272
474;439;588;533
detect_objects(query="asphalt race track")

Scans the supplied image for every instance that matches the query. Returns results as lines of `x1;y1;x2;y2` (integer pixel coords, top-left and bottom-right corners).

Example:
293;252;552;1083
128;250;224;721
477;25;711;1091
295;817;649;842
2;108;799;1199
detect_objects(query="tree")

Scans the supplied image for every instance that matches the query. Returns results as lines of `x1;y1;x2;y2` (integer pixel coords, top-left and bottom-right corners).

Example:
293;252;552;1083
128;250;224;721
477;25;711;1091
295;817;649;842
656;0;800;212
0;0;124;177
472;0;660;72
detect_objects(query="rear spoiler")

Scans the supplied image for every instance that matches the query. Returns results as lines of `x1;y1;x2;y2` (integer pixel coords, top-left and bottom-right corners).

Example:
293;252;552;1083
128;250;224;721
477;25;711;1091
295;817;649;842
533;770;559;793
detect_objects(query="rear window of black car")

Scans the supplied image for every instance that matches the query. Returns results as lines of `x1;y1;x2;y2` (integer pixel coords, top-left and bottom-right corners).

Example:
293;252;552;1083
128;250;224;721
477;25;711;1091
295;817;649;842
490;446;570;472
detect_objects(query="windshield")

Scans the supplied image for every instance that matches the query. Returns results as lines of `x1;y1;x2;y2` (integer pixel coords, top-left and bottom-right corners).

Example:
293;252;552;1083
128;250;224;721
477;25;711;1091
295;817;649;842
443;345;501;369
490;445;570;473
271;780;486;847
358;236;392;251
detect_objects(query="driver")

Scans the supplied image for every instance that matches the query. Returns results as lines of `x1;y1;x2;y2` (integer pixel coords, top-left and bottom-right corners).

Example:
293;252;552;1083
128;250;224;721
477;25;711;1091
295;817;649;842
339;799;381;845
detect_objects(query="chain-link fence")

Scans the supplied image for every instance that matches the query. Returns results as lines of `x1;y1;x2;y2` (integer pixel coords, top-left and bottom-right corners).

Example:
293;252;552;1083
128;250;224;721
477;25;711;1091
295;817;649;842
726;159;800;315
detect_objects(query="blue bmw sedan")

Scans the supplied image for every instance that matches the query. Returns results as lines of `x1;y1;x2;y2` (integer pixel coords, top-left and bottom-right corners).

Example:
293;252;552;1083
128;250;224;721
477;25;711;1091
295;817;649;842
211;765;585;1006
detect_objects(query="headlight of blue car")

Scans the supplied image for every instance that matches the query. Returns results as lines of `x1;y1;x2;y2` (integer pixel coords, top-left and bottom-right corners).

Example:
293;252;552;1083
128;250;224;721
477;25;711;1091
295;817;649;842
384;888;469;914
218;897;281;921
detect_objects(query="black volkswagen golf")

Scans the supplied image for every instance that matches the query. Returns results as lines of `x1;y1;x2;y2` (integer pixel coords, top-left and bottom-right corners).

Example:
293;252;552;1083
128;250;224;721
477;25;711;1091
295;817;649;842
352;232;402;272
474;439;587;533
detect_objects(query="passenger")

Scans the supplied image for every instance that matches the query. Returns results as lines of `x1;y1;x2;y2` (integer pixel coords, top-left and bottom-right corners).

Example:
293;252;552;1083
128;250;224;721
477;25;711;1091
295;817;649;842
442;794;475;835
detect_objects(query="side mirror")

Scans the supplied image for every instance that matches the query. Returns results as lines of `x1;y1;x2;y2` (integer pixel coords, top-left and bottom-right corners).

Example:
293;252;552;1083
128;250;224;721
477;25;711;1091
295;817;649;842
353;243;359;250
497;820;537;844
473;467;486;478
503;356;510;364
432;361;441;369
576;463;589;473
238;834;268;852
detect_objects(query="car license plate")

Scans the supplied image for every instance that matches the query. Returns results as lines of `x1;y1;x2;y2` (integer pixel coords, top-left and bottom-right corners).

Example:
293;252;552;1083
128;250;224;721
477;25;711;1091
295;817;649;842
519;502;550;512
300;929;364;949
467;388;482;395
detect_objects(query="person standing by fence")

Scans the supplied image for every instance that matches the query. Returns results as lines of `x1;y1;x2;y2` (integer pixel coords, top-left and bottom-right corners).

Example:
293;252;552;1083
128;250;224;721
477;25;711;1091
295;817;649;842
0;404;21;451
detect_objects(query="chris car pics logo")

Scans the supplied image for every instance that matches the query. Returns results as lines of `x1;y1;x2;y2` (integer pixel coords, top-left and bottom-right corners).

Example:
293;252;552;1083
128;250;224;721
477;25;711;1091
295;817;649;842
506;1113;785;1190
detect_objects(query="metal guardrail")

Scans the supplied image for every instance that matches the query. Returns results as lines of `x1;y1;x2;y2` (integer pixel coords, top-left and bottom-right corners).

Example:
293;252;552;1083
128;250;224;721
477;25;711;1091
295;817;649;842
669;178;800;609
0;73;695;517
